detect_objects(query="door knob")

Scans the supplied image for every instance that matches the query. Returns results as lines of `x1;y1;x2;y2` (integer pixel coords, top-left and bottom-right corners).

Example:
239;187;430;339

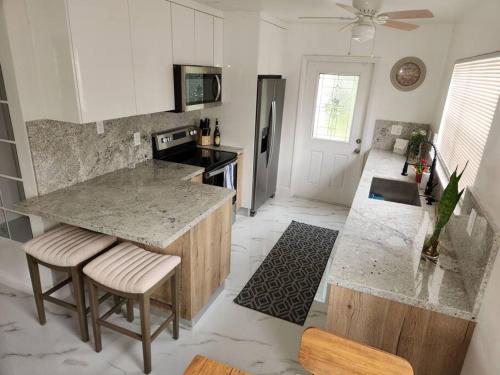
354;148;361;154
356;138;362;144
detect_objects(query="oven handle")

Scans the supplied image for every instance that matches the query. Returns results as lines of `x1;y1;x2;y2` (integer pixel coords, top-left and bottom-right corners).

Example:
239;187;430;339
215;75;222;102
204;160;237;179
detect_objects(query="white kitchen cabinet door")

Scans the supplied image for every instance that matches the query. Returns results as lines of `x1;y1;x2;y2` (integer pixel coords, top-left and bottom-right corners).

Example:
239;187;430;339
258;20;285;76
171;3;195;65
128;0;175;114
66;0;136;122
213;17;224;68
194;11;214;66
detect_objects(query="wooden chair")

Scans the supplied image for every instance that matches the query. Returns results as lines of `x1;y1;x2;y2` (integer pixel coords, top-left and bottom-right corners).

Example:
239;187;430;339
23;224;117;341
84;242;181;374
183;355;249;375
299;327;414;375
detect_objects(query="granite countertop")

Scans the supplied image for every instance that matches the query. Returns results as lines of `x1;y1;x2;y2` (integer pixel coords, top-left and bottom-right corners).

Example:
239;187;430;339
327;149;475;321
198;144;244;155
15;160;235;249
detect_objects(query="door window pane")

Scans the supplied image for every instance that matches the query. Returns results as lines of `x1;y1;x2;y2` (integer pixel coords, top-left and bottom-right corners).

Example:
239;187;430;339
0;176;25;209
5;210;32;242
312;74;359;142
0;64;7;101
0;209;8;239
0;104;14;141
0;141;21;178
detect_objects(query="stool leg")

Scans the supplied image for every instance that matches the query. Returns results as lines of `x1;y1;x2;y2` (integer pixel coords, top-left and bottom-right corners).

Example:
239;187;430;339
26;254;46;325
126;299;134;322
71;267;89;342
171;269;180;340
139;294;152;374
87;279;102;352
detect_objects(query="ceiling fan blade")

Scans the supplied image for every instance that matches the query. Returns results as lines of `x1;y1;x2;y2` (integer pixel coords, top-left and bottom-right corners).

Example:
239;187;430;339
336;3;360;15
382;19;419;31
378;9;434;20
299;16;356;20
339;21;356;32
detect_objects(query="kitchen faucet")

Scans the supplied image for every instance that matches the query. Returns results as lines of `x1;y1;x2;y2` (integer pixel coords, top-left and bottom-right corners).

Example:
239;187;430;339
401;140;437;204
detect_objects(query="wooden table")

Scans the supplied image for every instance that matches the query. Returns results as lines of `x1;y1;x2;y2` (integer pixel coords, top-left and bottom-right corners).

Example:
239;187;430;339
183;355;249;375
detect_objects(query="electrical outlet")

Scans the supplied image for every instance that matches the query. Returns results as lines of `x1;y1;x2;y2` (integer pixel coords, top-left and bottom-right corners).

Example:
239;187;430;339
391;124;403;136
133;132;141;146
466;208;477;236
96;121;104;134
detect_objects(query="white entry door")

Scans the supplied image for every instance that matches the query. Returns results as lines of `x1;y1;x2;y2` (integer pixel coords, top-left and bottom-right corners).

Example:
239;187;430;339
292;60;373;206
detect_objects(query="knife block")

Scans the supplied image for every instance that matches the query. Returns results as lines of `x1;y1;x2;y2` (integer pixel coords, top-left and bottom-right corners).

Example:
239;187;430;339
198;134;212;146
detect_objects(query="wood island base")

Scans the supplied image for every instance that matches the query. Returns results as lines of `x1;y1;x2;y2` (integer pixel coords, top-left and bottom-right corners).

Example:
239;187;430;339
326;285;476;375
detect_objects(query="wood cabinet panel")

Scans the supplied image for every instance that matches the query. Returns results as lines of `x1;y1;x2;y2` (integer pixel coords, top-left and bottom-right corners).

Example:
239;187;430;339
148;199;232;320
326;285;475;375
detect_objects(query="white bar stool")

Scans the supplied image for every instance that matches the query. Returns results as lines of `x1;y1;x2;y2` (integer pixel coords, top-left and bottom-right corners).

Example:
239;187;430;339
83;242;181;374
23;224;117;341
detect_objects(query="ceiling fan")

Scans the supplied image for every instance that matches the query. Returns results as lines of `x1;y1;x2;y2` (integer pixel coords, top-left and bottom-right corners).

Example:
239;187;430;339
299;0;434;43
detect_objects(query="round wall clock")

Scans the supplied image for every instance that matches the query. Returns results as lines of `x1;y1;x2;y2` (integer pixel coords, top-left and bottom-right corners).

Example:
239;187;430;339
390;57;427;91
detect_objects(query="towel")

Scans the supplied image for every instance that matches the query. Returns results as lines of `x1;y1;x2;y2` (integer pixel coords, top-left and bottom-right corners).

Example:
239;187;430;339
224;163;235;190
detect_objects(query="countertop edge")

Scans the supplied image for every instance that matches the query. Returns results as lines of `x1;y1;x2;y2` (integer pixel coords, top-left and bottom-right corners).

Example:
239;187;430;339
328;277;476;322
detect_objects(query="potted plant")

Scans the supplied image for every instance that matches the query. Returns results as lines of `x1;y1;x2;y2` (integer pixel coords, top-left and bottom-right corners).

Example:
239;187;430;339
414;159;428;184
422;164;467;262
409;129;428;160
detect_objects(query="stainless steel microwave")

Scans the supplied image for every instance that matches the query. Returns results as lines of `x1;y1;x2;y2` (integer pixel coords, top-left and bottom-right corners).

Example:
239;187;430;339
173;65;222;112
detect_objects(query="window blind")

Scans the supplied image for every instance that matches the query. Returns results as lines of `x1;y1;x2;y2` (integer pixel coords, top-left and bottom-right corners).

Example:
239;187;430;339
437;53;500;190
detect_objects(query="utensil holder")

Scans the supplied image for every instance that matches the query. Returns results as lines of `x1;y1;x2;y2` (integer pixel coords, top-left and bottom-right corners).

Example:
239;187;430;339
198;135;212;146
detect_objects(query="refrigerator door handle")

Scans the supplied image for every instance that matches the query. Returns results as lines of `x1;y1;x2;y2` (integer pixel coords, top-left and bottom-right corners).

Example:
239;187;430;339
268;100;277;166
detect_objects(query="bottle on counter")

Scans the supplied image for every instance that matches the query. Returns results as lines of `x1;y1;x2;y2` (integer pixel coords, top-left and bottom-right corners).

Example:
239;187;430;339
214;119;221;147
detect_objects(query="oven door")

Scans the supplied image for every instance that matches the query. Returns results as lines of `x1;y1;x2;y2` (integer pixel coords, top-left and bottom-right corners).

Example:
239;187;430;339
204;160;238;220
174;65;222;112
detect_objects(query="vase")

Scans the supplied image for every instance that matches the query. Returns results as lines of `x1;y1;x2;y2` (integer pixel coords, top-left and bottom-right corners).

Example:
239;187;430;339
415;172;423;184
422;228;441;262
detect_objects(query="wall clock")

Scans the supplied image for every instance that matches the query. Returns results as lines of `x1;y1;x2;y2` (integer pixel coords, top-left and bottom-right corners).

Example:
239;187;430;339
390;57;427;91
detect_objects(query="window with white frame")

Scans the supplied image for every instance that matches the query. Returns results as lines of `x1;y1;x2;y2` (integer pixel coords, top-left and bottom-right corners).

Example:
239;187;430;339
437;53;500;190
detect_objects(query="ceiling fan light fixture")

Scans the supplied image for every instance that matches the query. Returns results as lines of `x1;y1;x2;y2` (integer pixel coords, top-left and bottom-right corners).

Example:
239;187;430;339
351;22;375;43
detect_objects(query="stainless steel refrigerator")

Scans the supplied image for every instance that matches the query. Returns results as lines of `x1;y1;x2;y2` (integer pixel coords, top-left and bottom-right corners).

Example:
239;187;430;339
250;76;286;217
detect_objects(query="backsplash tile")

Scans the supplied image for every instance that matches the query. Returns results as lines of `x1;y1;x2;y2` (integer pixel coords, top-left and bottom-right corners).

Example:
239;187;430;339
373;119;430;151
27;111;200;195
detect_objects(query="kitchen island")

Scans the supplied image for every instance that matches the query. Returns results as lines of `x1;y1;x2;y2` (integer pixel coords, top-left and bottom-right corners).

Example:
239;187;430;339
326;149;499;375
16;160;235;323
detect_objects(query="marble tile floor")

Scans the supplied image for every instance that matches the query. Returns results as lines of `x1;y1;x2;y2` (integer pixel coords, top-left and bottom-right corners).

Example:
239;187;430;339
0;195;349;375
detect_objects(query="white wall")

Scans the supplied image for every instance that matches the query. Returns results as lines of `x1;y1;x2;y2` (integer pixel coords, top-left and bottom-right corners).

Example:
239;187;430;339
202;11;261;209
277;23;454;193
431;1;500;374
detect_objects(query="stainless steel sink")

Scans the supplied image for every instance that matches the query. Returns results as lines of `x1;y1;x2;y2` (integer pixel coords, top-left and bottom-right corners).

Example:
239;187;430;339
368;177;421;207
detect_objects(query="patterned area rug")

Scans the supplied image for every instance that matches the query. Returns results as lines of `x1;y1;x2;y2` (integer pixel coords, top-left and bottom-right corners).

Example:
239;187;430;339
234;221;338;325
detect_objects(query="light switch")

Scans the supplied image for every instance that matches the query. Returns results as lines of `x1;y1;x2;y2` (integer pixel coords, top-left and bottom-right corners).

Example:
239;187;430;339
96;121;104;134
466;208;477;236
391;124;403;136
133;132;141;146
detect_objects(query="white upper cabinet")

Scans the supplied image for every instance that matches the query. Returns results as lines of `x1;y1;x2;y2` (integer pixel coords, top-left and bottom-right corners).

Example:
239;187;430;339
258;20;285;76
66;0;136;123
194;11;214;66
213;17;224;68
171;3;195;65
128;0;175;114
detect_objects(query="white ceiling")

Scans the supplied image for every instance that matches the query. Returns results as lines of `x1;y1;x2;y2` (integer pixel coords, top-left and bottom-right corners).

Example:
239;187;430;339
196;0;476;23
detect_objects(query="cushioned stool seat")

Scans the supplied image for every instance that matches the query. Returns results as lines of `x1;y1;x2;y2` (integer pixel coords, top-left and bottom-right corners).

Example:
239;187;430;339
23;224;117;267
83;242;181;293
23;224;117;342
84;242;181;374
